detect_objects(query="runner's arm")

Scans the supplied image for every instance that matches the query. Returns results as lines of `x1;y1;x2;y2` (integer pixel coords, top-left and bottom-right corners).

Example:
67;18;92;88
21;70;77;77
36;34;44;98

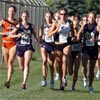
48;21;59;38
39;26;44;43
9;24;21;38
77;25;84;41
0;20;7;35
32;26;38;42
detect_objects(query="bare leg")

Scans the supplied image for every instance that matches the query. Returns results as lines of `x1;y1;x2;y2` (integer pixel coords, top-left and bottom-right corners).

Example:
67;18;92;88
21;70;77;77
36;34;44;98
7;45;16;82
22;50;32;84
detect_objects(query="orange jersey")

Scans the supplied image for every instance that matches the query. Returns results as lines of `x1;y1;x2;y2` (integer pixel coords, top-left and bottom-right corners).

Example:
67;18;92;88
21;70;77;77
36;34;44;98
2;18;17;42
2;19;17;50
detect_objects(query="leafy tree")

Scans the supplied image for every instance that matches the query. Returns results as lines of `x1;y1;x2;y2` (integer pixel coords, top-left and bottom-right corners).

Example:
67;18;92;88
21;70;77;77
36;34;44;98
85;0;100;13
45;0;53;7
45;0;100;15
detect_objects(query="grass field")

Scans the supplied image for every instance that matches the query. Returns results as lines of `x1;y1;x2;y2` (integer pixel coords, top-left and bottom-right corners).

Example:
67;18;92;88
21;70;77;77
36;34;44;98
0;53;100;100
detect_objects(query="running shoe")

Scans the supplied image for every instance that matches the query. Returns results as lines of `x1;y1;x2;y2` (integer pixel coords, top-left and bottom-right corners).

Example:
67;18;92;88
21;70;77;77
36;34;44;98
60;84;64;91
96;72;100;79
72;86;75;91
50;80;54;89
5;81;10;88
22;84;26;89
55;73;60;81
89;86;94;93
62;78;67;87
41;80;47;87
83;78;87;87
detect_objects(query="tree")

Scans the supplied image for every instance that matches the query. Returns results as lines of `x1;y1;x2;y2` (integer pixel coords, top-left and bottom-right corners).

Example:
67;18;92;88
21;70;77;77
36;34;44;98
85;0;100;13
45;0;100;15
45;0;53;7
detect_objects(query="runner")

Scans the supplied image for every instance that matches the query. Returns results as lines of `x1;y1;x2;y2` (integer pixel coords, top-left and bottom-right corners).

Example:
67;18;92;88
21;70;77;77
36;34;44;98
0;5;17;88
9;10;37;89
48;8;75;91
53;12;60;81
39;10;55;89
79;15;88;83
77;12;98;93
68;20;81;90
95;17;100;79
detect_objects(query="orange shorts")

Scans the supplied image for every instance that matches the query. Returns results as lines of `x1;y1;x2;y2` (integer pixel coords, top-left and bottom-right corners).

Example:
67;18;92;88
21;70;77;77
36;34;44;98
2;41;16;50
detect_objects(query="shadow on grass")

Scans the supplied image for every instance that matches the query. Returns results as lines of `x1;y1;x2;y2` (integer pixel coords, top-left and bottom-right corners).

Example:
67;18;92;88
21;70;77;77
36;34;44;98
52;88;100;93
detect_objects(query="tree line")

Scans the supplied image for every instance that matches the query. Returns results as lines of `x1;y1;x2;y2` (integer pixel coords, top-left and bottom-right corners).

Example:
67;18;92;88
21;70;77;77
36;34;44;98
45;0;100;16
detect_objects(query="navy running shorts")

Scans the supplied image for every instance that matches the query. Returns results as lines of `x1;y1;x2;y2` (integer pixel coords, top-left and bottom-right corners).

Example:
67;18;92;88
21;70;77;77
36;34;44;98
82;46;98;60
41;42;55;53
16;45;35;57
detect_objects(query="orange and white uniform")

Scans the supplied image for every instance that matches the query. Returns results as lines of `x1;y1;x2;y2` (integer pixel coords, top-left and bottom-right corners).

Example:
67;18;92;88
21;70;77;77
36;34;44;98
2;19;17;50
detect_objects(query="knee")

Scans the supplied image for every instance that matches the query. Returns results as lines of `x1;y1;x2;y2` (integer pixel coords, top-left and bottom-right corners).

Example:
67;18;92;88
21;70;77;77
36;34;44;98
62;55;67;63
89;70;94;75
19;66;24;71
73;75;78;80
69;73;73;76
69;71;73;75
42;60;47;66
8;59;13;65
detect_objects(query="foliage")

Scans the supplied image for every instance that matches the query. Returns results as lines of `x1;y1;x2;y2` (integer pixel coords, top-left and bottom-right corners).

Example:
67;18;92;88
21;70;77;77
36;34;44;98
45;0;100;16
85;0;100;13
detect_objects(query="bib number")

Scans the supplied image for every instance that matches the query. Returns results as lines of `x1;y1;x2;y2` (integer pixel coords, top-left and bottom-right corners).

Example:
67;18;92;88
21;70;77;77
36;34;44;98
21;35;30;45
59;32;68;43
45;35;54;42
86;40;95;46
72;44;80;51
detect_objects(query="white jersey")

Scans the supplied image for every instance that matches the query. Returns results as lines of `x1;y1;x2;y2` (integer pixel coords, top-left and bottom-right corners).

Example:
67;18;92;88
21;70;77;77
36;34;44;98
58;20;71;43
43;23;54;43
98;34;100;46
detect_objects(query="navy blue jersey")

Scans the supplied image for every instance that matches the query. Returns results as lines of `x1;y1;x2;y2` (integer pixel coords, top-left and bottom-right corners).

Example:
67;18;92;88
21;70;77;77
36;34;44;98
81;23;98;60
17;23;33;45
82;23;98;48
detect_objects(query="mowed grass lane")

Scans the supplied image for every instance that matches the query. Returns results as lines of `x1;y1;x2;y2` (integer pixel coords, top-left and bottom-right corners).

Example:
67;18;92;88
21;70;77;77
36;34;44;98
0;53;100;100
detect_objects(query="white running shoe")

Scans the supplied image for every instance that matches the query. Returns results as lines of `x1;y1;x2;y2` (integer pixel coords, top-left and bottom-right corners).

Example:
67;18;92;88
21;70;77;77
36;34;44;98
55;73;60;81
83;78;87;87
41;80;47;87
96;71;100;79
89;86;94;93
62;78;67;87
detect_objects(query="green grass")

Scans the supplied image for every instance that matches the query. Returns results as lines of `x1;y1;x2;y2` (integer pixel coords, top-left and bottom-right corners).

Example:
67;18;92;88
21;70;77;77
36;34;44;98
0;53;100;100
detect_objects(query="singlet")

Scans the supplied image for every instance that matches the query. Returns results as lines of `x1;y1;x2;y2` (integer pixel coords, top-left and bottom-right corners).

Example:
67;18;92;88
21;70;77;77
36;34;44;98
98;34;100;46
17;23;33;45
82;23;98;47
43;23;54;43
56;20;71;43
71;26;81;52
2;18;17;42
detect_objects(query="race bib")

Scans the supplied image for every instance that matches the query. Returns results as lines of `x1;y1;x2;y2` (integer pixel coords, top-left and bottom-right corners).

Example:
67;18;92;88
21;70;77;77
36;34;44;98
59;22;70;43
98;34;100;46
98;42;100;46
59;32;68;43
72;44;80;51
86;40;95;46
21;31;30;45
44;27;54;42
45;35;54;42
